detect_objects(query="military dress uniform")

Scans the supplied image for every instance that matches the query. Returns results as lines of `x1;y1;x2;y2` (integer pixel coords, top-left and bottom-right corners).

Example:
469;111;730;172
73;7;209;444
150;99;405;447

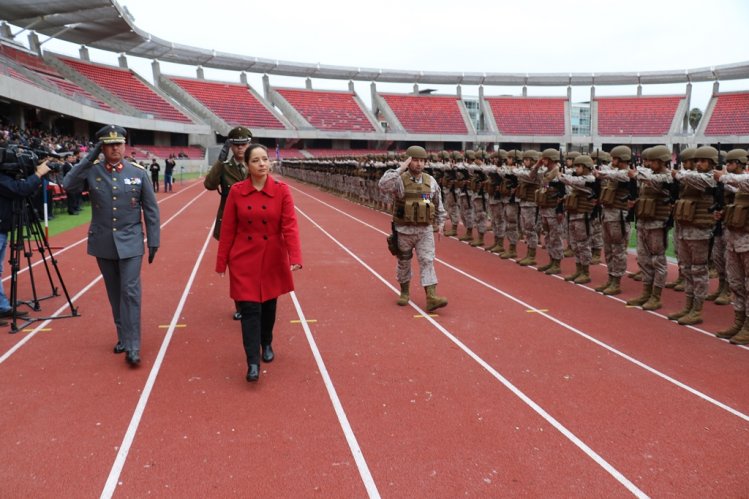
63;125;160;364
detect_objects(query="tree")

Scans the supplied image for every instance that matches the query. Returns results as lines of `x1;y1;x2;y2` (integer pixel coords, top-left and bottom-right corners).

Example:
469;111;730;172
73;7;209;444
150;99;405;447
689;107;703;132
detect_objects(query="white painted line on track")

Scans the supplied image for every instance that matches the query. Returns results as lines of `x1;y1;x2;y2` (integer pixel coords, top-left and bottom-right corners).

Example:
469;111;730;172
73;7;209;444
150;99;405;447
0;189;209;365
290;186;749;423
295;206;648;499
289;291;381;499
100;221;214;499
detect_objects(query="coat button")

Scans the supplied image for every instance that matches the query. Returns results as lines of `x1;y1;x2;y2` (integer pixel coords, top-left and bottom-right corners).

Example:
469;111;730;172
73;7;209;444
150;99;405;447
248;220;252;224
248;236;252;240
263;235;268;240
262;205;266;209
248;206;252;210
262;220;266;224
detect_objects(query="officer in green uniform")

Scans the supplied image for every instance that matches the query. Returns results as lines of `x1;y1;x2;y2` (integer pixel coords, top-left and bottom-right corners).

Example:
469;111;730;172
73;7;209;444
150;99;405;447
204;126;252;320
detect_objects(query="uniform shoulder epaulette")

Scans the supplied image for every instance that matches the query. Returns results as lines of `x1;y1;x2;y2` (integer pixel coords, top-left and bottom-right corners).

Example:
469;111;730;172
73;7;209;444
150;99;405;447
133;162;146;171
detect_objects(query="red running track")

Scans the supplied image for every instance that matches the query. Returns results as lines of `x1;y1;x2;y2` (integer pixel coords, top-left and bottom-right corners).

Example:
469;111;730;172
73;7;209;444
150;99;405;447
0;176;745;497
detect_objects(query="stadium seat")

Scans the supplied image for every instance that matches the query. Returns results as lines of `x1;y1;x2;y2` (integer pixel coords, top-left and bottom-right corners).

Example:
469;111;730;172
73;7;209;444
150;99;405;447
486;97;566;135
596;96;681;136
276;89;374;132
704;92;749;136
381;94;468;134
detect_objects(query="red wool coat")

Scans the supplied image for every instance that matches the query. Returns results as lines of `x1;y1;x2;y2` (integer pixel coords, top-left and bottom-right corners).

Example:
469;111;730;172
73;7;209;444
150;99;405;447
215;176;302;302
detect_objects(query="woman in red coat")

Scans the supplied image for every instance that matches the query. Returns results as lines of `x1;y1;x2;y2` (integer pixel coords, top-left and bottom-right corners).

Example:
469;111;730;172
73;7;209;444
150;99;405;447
216;144;302;382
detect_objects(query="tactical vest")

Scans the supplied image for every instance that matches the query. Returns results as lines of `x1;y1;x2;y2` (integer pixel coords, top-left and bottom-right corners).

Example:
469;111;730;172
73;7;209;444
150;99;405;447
635;185;672;221
564;190;595;214
724;192;749;231
516;180;539;203
499;175;515;197
535;186;561;208
599;179;629;210
673;184;714;229
393;173;435;226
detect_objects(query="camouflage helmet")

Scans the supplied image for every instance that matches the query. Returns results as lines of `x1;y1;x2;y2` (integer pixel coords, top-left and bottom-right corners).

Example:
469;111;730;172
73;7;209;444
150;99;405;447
679;147;697;162
541;148;560;161
725;148;749;164
451;151;464;161
465;149;477;161
522;150;539;160
610;145;632;161
440;150;450;160
406;145;428;159
498;149;508;160
573;155;594;169
693;145;719;164
640;147;652;161
565;151;580;161
646;145;672;163
600;151;611;163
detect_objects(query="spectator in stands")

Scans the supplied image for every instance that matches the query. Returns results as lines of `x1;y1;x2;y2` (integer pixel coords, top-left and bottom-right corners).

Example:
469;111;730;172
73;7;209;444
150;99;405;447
63;125;160;367
149;158;161;193
204;126;252;321
215;143;302;382
164;154;176;193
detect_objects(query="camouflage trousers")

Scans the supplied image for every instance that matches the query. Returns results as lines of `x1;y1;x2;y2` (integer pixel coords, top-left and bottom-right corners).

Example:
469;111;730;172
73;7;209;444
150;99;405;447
712;234;726;280
503;202;519;245
489;201;505;239
677;238;710;300
444;191;460;228
396;230;438;287
602;219;630;277
636;226;667;288
520;205;539;248
458;194;474;230
726;246;749;314
540;213;564;260
590;215;603;250
471;196;489;234
568;216;592;265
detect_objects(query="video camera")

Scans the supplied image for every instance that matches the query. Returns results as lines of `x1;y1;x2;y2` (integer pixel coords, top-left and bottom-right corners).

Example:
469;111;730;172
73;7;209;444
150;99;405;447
0;144;69;178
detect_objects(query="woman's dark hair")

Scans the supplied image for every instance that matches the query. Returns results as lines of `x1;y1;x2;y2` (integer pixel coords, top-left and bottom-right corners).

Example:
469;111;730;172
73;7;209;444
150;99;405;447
244;143;268;163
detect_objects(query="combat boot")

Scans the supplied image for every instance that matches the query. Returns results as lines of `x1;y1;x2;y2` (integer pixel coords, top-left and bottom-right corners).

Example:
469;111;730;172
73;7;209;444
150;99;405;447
602;276;622;296
443;226;457;237
594;276;613;293
543;259;562;275
678;300;704;326
397;282;410;306
665;273;684;289
537;257;555;273
573;265;591;284
705;278;725;301
716;310;745;339
564;263;582;282
628;270;643;281
667;296;694;321
626;284;652;307
488;237;505;253
517;247;537;266
563;246;574;258
424;284;448;312
673;278;685;292
729;321;749;345
591;248;602;265
499;243;517;259
642;286;663;311
458;228;474;242
714;280;733;306
470;232;486;248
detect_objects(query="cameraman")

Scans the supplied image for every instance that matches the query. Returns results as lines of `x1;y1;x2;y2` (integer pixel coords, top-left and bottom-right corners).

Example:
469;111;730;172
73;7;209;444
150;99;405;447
0;160;52;321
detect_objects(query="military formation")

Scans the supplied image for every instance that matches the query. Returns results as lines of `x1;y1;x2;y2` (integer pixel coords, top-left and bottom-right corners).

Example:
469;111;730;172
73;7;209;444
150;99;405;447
279;144;746;344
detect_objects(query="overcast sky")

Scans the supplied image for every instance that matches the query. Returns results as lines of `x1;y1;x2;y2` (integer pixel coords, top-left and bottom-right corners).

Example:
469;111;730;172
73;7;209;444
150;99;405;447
33;0;749;111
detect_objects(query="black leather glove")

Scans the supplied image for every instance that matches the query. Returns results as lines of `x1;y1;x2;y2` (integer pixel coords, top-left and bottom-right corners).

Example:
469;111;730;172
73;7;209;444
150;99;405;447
148;246;158;264
85;141;102;163
218;140;231;162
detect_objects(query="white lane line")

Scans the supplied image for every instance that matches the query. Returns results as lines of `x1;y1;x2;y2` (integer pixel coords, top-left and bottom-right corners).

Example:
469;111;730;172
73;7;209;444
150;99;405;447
1;180;203;283
291;186;749;423
295;206;647;499
100;222;214;499
289;291;381;499
0;189;209;366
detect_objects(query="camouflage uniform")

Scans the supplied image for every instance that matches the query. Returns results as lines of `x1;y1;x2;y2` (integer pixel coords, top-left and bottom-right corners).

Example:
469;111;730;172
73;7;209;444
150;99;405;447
559;156;596;283
534;151;565;273
513;151;541;265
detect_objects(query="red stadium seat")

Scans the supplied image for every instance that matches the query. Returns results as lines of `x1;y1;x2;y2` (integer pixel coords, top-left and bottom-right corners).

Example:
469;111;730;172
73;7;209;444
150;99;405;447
276;88;374;132
486;97;566;135
381;94;468;134
704;92;749;136
596;96;681;136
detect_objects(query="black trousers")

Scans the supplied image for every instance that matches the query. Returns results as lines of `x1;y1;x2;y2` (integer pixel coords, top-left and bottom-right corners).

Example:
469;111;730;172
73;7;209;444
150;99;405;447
239;299;277;365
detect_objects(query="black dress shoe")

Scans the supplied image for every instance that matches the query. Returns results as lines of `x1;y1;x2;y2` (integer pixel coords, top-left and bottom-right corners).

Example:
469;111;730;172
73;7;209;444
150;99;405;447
0;309;28;318
233;312;242;320
246;364;259;382
113;342;126;354
261;344;274;363
126;350;141;366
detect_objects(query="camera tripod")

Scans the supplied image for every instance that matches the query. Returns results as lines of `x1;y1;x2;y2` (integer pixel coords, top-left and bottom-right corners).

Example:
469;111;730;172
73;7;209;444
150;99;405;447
7;193;77;333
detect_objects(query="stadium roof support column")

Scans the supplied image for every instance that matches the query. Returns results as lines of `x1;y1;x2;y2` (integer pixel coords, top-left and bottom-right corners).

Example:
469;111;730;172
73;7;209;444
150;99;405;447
370;82;378;115
348;80;354;92
118;53;128;69
0;23;12;39
305;78;312;89
590;85;598;148
457;84;462;98
28;32;40;55
79;45;89;61
713;80;720;95
413;84;418;94
240;72;248;85
262;74;271;99
151;60;161;85
196;66;204;79
683;82;692;134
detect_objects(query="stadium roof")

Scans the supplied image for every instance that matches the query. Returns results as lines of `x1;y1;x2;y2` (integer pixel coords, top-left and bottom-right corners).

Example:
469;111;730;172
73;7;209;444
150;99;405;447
3;0;749;86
